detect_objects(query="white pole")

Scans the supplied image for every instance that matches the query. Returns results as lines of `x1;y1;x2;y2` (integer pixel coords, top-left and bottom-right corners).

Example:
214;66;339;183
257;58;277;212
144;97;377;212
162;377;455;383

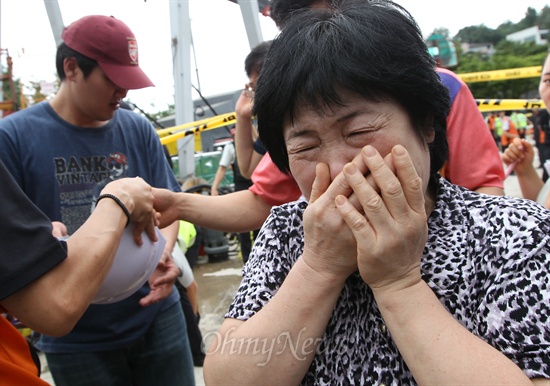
169;0;195;181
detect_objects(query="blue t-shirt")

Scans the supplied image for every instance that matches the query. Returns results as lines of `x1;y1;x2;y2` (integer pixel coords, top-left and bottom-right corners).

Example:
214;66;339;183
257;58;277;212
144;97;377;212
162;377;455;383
0;102;181;353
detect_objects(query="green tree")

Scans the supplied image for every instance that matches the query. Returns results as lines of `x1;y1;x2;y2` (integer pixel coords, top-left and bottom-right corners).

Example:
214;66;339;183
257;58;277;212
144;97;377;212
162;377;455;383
538;6;550;29
515;7;538;31
27;81;48;106
455;25;503;45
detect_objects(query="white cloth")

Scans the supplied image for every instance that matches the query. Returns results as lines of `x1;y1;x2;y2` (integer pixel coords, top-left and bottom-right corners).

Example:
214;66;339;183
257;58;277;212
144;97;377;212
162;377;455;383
172;241;194;288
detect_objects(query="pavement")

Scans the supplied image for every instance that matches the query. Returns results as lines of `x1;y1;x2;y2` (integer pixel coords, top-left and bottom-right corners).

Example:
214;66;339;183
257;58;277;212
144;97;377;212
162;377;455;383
38;152;536;385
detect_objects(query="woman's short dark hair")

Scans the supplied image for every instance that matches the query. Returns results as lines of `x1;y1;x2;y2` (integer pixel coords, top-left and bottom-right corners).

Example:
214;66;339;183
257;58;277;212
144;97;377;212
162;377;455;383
255;0;450;178
55;43;98;81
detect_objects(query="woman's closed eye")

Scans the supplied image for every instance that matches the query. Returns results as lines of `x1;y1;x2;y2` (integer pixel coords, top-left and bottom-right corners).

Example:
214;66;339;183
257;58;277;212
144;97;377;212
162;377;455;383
288;143;319;154
346;129;377;144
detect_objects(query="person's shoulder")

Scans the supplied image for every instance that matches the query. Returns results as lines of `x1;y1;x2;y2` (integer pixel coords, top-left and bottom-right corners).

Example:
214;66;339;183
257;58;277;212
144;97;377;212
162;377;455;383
436;67;463;83
115;108;151;126
0;102;48;123
270;199;307;219
438;180;549;231
436;67;456;77
113;109;157;139
470;187;548;223
0;103;52;136
436;68;468;104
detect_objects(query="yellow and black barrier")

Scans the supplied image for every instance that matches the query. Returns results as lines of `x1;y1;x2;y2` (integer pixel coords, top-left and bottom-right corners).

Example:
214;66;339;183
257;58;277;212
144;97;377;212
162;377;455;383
158;112;236;153
475;99;545;112
458;66;542;83
158;98;546;149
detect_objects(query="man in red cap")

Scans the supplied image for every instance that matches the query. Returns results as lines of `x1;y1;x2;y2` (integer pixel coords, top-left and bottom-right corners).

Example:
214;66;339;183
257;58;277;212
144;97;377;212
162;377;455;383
0;15;195;385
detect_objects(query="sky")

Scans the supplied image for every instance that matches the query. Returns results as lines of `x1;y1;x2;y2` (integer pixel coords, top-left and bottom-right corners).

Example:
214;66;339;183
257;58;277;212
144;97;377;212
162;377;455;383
0;0;547;114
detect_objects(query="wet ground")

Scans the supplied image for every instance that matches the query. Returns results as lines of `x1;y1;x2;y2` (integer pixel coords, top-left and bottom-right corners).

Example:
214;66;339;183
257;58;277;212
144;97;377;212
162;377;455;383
39;154;536;385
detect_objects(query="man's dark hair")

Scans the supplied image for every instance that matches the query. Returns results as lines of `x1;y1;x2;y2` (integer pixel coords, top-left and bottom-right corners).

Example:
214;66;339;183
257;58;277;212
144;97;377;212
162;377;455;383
255;0;450;177
244;40;272;78
55;43;98;81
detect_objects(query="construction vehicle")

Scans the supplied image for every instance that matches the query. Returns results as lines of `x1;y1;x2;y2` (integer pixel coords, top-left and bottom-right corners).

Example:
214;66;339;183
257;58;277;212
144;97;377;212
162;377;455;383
427;33;459;69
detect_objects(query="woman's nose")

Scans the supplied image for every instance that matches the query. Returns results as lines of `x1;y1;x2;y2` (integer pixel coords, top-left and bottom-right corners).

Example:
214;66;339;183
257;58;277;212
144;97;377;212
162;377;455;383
325;149;357;181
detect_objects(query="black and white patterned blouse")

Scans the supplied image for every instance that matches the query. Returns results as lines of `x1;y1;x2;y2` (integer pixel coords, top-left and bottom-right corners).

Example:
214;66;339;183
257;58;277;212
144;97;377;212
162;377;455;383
226;177;550;385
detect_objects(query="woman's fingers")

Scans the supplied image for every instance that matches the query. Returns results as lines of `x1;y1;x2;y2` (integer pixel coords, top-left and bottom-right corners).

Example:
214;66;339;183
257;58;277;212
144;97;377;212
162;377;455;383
309;163;331;204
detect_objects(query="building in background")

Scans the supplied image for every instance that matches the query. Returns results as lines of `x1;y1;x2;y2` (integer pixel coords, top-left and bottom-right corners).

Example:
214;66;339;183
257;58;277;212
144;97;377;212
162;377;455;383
506;26;548;45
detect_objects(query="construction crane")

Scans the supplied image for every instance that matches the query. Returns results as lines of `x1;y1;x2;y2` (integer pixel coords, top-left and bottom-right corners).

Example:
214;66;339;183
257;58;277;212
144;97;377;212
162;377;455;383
0;48;18;116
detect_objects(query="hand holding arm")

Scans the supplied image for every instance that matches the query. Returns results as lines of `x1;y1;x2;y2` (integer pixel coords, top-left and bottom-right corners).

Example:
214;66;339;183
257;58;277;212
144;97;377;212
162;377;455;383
100;177;158;244
2;177;156;336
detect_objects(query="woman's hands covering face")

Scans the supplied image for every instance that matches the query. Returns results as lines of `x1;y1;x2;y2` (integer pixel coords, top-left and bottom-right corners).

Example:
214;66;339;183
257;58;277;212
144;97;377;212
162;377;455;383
302;144;426;293
335;145;427;293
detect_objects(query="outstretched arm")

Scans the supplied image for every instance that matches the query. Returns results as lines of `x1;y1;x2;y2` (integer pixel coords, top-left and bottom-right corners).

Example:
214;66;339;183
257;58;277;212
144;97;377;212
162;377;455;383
153;188;272;233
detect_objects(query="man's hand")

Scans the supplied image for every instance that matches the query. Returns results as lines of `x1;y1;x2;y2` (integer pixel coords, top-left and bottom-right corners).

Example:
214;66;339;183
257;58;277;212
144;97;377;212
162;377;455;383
139;251;179;307
102;177;158;244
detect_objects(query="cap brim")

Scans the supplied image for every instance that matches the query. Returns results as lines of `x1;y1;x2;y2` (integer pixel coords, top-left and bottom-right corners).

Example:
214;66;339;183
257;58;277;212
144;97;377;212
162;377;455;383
99;62;154;90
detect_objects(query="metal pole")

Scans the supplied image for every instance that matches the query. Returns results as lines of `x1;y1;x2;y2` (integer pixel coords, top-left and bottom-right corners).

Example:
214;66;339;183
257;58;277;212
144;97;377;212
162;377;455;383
43;0;64;47
237;0;264;49
169;0;195;181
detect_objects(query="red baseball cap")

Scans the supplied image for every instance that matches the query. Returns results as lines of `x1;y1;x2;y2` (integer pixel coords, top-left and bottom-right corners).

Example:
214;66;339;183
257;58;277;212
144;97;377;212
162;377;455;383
62;15;154;90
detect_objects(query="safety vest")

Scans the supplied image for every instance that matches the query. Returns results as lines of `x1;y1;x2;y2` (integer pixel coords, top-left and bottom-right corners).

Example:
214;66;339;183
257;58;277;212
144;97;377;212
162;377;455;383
177;220;197;253
501;116;518;147
517;113;527;128
494;117;503;136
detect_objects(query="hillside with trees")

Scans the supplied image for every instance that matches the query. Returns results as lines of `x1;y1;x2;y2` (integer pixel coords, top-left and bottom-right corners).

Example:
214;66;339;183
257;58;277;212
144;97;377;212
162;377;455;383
444;5;549;99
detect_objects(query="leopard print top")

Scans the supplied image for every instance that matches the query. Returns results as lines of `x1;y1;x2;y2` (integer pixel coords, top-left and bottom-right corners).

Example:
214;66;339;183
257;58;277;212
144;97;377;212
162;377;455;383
226;177;550;385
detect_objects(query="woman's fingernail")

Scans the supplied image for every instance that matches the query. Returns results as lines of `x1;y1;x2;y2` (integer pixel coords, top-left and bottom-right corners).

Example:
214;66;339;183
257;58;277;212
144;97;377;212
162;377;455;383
393;144;406;155
345;163;359;175
363;145;376;156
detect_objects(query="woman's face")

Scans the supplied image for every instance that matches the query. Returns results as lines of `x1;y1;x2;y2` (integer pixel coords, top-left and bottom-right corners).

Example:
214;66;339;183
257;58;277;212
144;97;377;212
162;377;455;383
284;91;434;201
540;54;550;108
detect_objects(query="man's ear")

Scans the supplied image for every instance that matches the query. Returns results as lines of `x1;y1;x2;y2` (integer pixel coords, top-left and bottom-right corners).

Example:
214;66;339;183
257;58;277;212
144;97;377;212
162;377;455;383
63;57;79;81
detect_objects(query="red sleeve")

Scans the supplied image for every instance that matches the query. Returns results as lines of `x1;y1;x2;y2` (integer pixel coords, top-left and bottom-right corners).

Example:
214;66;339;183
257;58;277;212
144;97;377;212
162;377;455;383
0;316;49;385
443;71;504;190
249;154;302;206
